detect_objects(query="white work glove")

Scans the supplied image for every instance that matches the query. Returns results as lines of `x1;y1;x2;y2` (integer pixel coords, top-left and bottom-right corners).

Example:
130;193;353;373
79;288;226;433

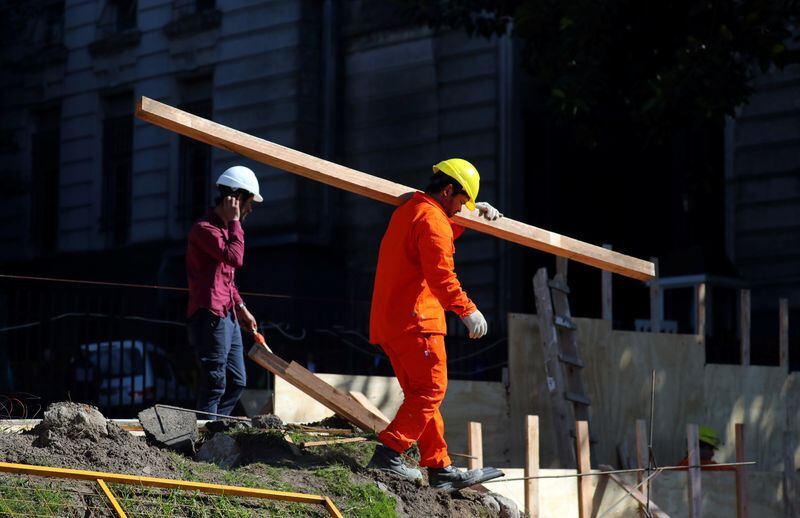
475;202;503;221
461;309;488;339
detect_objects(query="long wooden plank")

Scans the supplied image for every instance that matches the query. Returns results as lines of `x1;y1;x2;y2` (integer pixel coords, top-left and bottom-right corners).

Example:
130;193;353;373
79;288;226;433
348;391;390;422
248;344;389;433
135;96;655;281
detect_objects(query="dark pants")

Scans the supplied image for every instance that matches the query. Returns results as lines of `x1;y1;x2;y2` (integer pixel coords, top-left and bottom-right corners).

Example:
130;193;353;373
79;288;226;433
187;309;246;418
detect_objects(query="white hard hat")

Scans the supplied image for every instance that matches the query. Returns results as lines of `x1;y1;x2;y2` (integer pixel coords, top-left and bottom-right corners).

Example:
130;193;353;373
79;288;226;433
216;166;262;202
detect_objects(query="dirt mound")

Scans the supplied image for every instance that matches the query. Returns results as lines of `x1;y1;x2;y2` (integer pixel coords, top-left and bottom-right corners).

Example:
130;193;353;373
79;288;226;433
0;403;513;516
0;402;179;478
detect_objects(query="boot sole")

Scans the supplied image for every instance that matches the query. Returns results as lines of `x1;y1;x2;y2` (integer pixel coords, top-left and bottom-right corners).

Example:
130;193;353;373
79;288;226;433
431;467;505;493
368;466;422;482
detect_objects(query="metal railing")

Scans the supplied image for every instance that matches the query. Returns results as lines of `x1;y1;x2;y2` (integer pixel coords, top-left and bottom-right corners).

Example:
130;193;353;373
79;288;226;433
0;275;507;417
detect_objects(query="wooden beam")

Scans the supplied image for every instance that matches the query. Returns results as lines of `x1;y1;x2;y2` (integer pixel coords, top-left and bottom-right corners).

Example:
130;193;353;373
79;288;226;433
635;419;650;518
780;298;789;369
784;431;798;518
525;415;540;518
695;283;707;337
601;244;613;322
687;424;702;518
348;391;390;422
135;96;655;281
248;344;390;433
650;258;661;333
598;464;670;518
741;289;751;366
468;422;483;470
735;423;749;518
576;420;592;518
301;437;368;448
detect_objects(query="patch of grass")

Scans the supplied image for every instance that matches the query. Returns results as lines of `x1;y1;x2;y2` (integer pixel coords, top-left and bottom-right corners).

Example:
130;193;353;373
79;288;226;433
239;463;302;493
112;482;322;517
0;477;73;515
314;464;397;518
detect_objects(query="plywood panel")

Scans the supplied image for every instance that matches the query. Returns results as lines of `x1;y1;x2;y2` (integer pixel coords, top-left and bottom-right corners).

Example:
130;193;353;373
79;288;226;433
509;314;705;467
508;313;558;467
702;365;800;471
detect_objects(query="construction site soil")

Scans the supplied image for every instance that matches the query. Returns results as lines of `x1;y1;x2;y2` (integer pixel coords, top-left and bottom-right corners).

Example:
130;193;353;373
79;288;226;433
0;403;514;517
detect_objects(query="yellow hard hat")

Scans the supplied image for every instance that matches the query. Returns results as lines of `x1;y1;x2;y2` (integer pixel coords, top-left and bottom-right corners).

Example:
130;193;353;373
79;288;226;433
432;158;480;211
699;426;721;449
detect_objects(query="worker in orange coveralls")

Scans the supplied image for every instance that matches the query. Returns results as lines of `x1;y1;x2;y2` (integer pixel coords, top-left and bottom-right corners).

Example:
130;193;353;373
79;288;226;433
366;158;505;492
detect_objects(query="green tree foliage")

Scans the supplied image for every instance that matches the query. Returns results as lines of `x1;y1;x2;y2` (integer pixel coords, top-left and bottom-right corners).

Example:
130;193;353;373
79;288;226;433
402;0;800;144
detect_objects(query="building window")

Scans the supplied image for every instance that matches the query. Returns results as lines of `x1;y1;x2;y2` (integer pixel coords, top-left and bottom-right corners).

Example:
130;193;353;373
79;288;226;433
40;1;65;47
98;0;137;37
30;105;61;255
178;74;213;228
101;92;133;247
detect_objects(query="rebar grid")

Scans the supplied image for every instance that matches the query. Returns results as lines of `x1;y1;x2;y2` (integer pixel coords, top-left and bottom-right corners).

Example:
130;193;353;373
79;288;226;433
0;473;115;517
0;470;333;517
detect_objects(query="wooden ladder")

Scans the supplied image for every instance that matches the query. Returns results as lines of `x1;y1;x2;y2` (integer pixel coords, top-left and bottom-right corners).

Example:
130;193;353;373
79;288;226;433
532;260;594;467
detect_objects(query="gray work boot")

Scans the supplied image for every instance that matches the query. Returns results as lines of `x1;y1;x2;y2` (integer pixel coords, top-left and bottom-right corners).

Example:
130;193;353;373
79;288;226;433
428;465;505;493
367;444;422;481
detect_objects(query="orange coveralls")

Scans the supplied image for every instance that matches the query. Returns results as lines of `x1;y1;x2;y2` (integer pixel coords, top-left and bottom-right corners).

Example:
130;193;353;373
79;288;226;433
370;192;476;468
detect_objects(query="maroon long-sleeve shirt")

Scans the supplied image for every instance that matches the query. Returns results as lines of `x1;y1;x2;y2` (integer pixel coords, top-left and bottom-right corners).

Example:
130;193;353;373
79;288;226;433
186;209;245;318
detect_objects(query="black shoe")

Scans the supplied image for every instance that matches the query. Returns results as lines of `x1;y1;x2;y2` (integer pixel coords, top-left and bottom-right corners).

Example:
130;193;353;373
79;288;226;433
367;444;422;481
428;465;505;492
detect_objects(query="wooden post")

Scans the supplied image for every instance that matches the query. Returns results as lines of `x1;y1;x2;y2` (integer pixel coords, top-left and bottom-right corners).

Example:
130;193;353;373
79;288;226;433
576;420;592;518
785;431;798;518
635;419;650;517
467;421;483;470
525;415;540;518
650;258;661;333
735;423;749;518
695;283;707;337
557;256;569;280
780;298;789;369
602;244;613;322
687;424;702;518
741;289;751;366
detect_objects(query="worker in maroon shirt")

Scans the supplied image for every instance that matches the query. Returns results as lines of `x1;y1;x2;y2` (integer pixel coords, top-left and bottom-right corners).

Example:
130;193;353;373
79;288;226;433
186;166;262;418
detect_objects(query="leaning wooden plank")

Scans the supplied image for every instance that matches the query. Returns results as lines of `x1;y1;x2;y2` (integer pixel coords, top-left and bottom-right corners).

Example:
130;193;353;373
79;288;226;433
598;464;670;518
302;437;368;448
349;391;391;422
284;362;391;433
135;96;655;281
248;344;389;433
